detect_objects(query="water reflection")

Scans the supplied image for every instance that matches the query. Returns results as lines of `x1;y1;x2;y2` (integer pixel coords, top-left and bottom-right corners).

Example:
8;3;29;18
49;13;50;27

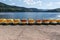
0;12;60;20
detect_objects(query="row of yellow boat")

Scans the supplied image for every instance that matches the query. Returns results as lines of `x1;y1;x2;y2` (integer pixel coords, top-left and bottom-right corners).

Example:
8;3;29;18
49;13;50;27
0;19;60;25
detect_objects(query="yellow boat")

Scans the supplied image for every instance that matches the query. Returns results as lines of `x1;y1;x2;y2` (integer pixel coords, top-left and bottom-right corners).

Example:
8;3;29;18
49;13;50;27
28;18;35;25
42;20;50;24
21;19;27;25
13;19;20;25
50;20;57;24
54;20;60;24
4;19;13;24
36;20;42;24
0;19;6;24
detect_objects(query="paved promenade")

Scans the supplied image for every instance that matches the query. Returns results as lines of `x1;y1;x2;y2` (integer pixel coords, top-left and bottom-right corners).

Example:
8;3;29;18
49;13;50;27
0;25;60;40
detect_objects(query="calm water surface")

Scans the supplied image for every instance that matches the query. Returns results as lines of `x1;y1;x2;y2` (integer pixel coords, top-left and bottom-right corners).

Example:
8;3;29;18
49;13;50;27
0;12;60;20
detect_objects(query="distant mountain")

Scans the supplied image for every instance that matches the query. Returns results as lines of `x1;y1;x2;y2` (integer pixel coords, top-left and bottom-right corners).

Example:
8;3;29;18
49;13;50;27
0;2;60;12
45;8;60;12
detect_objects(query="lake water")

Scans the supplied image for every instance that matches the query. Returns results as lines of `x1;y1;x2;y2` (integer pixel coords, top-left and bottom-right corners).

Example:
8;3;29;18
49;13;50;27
0;12;60;20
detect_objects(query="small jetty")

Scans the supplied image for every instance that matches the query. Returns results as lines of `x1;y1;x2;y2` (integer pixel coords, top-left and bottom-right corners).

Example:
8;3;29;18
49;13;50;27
0;18;60;25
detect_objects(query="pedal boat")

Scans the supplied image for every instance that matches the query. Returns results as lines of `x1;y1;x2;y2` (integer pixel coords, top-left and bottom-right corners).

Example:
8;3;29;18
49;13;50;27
13;19;20;25
21;19;27;25
36;20;42;25
28;18;35;25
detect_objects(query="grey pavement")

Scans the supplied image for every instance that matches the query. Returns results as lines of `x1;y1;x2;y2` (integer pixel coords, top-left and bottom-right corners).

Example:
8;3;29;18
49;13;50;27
0;25;60;40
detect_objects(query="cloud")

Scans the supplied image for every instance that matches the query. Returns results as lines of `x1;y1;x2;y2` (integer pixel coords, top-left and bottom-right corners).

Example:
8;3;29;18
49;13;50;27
10;3;16;5
23;0;42;6
46;2;59;9
18;0;21;1
47;2;60;6
36;1;42;6
46;2;53;7
9;0;12;1
24;0;35;5
3;0;6;1
55;2;60;5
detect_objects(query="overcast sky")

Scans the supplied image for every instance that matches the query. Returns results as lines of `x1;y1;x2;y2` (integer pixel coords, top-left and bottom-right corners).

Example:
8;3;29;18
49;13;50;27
0;0;60;9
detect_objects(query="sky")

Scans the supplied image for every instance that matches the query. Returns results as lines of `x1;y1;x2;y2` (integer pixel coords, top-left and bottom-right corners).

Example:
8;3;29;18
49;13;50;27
0;0;60;9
